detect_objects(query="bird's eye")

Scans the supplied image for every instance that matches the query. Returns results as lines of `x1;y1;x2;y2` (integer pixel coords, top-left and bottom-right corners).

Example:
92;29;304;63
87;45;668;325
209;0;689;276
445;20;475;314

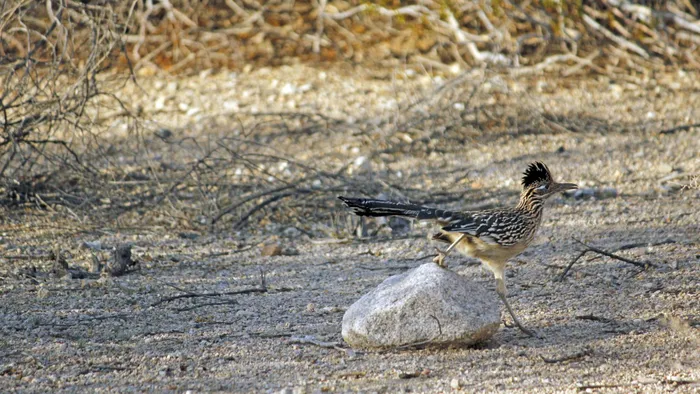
536;185;548;191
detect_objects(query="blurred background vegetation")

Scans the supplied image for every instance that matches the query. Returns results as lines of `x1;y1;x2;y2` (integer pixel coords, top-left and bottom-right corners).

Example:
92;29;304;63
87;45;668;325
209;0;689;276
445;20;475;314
4;1;698;72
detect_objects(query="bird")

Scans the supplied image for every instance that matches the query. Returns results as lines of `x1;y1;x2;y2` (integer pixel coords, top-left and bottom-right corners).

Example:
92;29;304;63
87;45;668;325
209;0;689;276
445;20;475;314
338;162;577;337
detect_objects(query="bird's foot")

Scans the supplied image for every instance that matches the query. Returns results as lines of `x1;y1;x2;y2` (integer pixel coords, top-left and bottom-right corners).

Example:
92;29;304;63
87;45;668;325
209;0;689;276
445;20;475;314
503;319;541;338
432;248;448;268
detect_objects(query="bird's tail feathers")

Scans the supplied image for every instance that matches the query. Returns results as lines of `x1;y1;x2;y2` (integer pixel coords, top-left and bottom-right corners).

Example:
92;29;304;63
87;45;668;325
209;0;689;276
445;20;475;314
338;196;455;221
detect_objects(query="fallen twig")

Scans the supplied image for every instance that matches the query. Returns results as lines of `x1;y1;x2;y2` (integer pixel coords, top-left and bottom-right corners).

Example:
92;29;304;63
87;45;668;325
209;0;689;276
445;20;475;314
337;371;367;378
357;264;411;271
577;383;628;390
573;238;652;268
615;239;676;251
659;123;700;135
288;335;350;352
555;249;592;281
150;287;267;307
540;348;591;364
576;239;677;265
557;238;653;281
251;331;294;338
575;314;616;324
150;269;290;307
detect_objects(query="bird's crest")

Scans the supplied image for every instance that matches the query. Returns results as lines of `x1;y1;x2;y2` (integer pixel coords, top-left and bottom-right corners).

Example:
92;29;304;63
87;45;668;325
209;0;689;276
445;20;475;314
522;162;552;187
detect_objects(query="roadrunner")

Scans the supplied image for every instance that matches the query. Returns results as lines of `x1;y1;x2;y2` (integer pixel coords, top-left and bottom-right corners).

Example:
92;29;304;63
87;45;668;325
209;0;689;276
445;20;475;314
339;162;577;336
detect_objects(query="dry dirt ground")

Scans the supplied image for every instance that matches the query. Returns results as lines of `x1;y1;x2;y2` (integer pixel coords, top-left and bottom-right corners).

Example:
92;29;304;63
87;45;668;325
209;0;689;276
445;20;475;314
1;64;699;393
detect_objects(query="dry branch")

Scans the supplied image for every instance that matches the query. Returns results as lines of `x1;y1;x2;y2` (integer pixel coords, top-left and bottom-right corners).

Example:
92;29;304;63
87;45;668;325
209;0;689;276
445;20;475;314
150;269;293;307
659;123;700;134
582;13;649;58
150;285;267;307
1;0;134;212
557;238;654;281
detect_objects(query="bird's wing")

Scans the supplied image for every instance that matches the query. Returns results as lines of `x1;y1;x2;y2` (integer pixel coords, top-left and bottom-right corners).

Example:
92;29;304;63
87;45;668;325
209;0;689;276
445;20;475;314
440;210;519;246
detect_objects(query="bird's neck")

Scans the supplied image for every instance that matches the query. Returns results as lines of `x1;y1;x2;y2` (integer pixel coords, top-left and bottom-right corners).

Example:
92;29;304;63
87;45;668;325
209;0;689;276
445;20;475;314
515;189;545;218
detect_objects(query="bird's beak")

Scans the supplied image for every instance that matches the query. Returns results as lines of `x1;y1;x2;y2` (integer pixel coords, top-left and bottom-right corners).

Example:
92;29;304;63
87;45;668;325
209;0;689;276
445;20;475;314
553;182;578;193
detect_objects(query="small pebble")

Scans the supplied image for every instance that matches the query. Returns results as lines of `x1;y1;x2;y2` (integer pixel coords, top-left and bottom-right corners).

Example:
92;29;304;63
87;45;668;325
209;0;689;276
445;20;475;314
450;378;461;389
178;232;199;240
283;227;301;237
280;83;296;95
570;187;618;200
572;188;595;199
82;240;102;250
261;243;283;257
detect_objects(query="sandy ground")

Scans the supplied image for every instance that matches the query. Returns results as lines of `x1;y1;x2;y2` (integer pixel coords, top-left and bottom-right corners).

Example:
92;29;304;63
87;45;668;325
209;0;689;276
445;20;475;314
1;64;698;393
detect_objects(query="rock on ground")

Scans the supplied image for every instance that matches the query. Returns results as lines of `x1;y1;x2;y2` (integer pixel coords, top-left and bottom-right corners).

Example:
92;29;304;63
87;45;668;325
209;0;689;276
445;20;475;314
342;263;501;349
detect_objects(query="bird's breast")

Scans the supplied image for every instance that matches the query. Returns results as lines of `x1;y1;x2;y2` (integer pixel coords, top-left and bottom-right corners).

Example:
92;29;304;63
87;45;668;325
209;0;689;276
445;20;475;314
452;232;530;262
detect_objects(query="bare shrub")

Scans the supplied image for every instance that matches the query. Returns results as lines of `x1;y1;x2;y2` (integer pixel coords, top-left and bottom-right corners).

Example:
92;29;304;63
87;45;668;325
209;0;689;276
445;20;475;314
0;0;130;206
117;0;700;74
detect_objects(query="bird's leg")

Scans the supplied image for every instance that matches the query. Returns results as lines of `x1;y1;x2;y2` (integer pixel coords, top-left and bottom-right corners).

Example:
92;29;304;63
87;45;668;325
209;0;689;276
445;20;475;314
433;234;466;268
495;276;538;338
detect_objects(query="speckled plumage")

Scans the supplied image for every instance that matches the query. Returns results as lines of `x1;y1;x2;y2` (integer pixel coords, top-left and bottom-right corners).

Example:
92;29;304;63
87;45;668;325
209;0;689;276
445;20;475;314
339;162;578;337
339;162;555;250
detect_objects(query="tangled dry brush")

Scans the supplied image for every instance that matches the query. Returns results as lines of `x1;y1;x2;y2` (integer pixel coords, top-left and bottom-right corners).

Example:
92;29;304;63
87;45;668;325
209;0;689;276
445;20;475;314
1;0;698;233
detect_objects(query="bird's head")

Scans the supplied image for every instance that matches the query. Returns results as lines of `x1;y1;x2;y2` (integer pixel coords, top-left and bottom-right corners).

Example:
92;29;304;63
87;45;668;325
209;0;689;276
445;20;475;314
521;162;577;200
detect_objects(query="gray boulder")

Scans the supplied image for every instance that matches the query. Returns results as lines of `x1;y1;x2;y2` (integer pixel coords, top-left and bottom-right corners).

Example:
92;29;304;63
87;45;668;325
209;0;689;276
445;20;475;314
342;263;501;349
